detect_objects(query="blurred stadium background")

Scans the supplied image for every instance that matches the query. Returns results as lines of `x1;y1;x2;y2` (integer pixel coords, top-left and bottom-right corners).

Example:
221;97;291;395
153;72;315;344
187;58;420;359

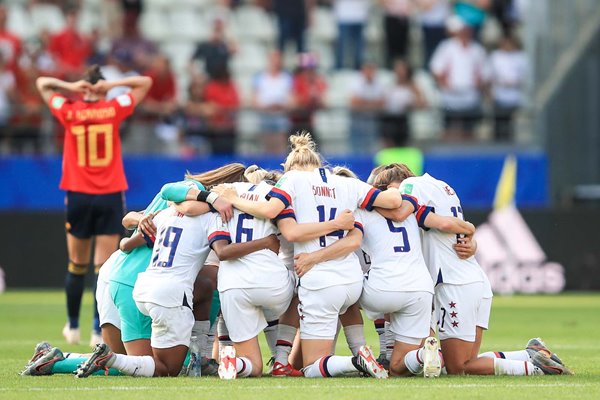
0;0;599;293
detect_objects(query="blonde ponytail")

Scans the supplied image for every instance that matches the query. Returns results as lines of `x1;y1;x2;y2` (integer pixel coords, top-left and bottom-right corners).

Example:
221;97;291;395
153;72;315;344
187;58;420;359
283;131;322;172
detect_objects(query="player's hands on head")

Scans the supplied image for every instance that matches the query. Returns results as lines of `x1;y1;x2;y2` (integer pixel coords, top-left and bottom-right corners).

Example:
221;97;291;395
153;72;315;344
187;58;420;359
266;234;280;254
294;253;317;278
91;80;110;95
453;235;477;259
71;80;93;93
139;211;159;237
212;196;234;222
333;209;355;231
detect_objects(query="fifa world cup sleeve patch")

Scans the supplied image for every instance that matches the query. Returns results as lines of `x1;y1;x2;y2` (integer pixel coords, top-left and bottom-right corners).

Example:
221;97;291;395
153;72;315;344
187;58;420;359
116;94;133;107
51;96;66;109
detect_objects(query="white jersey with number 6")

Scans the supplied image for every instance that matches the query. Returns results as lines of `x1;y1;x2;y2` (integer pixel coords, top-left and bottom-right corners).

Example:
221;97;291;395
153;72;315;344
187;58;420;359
212;181;290;292
267;168;381;290
133;206;213;308
356;209;433;293
399;173;486;288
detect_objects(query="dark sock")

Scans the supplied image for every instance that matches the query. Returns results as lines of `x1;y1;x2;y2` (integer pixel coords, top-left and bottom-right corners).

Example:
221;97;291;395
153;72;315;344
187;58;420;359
92;272;100;333
65;271;85;329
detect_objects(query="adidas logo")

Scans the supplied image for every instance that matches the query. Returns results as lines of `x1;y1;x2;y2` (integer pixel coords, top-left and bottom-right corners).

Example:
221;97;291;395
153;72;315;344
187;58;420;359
474;206;565;294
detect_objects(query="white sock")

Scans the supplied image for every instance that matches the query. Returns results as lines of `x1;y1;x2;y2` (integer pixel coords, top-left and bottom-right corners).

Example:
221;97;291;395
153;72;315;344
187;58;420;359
374;319;386;359
274;324;296;365
479;350;531;362
494;358;543;376
263;320;279;358
303;355;357;378
343;324;365;357
236;356;253;378
203;322;216;359
218;316;232;353
404;348;424;375
63;352;84;359
191;320;210;357
111;354;155;377
385;321;394;360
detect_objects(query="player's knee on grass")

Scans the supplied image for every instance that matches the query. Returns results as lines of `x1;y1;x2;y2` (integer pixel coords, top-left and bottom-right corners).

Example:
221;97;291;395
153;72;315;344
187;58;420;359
68;261;89;275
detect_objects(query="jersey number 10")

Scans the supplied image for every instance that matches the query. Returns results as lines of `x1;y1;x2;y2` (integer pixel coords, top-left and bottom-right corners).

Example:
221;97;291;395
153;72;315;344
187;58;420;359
71;124;114;167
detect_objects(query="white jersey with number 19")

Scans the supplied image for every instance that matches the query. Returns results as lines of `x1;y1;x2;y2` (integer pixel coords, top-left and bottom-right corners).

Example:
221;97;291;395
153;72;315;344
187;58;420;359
399;174;486;288
133;206;213;308
267;168;381;290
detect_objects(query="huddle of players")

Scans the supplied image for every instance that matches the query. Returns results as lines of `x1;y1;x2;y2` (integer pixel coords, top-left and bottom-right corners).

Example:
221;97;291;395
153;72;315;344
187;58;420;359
21;132;572;379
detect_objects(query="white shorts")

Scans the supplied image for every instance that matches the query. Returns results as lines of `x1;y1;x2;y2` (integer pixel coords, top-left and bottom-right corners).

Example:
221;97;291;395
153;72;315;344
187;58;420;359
298;281;363;340
204;250;220;267
220;278;294;343
360;282;432;345
136;301;194;349
435;281;484;342
96;253;121;330
477;296;492;330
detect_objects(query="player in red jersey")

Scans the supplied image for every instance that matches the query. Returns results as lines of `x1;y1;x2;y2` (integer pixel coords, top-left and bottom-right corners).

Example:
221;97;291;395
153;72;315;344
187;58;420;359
36;65;152;346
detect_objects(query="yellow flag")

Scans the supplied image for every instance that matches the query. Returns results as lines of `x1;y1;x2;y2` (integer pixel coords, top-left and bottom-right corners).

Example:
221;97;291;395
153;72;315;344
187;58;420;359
493;155;517;210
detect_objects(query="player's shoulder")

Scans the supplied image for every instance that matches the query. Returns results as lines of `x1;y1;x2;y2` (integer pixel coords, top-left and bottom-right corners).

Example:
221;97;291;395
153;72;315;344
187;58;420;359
113;93;133;108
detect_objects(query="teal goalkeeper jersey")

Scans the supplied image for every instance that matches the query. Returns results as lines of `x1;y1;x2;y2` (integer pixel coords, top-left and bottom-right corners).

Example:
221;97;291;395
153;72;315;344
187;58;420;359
108;180;205;287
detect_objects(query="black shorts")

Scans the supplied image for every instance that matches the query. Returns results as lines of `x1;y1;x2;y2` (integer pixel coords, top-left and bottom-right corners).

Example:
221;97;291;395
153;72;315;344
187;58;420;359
65;191;125;239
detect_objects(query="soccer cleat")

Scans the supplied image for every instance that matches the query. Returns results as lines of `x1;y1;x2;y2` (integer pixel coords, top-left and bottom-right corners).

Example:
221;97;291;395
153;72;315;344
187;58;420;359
21;347;64;376
376;354;390;371
271;361;304;377
218;346;237;380
201;357;220;376
532;351;573;375
26;341;53;366
422;337;442;378
526;338;563;365
89;331;103;347
62;323;80;345
75;343;116;378
352;345;388;379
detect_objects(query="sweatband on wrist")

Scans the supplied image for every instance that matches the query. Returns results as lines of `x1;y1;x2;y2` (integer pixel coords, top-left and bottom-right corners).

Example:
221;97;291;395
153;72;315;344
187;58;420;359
197;190;219;205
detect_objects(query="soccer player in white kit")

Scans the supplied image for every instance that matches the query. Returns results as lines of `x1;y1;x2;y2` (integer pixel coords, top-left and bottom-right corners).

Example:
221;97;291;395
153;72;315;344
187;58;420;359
373;164;572;376
209;179;295;379
213;133;415;379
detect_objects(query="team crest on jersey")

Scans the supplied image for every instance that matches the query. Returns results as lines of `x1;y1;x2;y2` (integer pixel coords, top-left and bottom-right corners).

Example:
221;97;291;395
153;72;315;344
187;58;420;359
444;186;455;195
275;176;287;188
401;183;413;194
51;96;66;109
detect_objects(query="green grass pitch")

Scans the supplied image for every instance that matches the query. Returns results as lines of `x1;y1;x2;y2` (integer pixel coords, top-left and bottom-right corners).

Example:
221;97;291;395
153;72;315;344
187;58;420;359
1;290;599;400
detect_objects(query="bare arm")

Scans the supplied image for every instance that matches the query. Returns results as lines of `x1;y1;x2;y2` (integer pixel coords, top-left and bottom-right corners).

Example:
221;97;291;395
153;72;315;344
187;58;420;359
122;211;144;230
276;209;355;242
92;76;153;106
375;200;416;222
36;77;91;103
119;232;147;253
454;236;478;259
211;234;280;261
294;228;363;278
212;185;286;220
371;188;404;209
173;201;211;217
423;212;475;235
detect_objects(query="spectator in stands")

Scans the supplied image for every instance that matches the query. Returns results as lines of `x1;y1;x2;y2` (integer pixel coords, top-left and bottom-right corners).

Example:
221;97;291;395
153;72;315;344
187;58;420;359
333;0;369;70
202;66;240;154
381;59;426;147
190;18;237;80
490;0;520;36
290;52;327;141
111;11;158;72
0;5;22;72
121;0;143;26
349;60;385;153
182;75;211;155
141;54;180;150
273;0;314;54
20;36;56;75
48;8;92;77
11;55;43;153
453;0;491;40
252;50;292;154
415;0;450;68
489;34;527;141
0;54;15;153
430;15;488;140
381;0;413;68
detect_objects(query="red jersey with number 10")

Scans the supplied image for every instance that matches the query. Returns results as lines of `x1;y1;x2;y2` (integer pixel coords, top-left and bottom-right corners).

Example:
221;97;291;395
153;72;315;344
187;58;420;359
48;93;134;194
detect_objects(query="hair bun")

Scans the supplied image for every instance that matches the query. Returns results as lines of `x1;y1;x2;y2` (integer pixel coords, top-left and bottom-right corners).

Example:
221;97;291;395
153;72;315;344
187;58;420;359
289;131;316;152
